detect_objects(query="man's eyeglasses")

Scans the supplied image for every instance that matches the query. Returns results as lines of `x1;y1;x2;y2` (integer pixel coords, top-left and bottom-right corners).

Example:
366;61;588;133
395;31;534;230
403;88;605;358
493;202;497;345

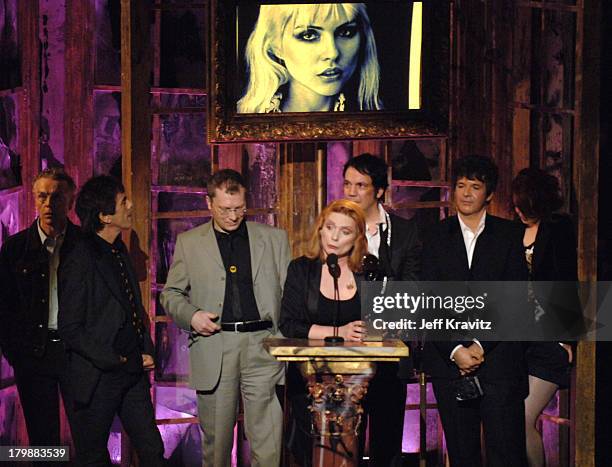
215;206;247;217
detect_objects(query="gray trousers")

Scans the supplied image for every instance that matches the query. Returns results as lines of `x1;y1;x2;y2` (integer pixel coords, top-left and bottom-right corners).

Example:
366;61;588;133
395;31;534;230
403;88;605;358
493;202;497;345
197;329;283;467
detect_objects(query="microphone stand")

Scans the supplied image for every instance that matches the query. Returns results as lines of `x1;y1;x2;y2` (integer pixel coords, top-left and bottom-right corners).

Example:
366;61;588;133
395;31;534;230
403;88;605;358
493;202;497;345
325;257;344;344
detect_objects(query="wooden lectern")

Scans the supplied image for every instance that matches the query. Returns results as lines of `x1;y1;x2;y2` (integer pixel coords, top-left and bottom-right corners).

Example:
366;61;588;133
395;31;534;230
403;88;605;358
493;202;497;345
264;338;409;467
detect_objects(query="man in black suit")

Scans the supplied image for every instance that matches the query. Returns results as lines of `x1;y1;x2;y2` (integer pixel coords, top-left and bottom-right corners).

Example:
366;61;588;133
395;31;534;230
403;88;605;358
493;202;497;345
0;168;79;450
58;176;164;466
421;155;528;467
343;153;421;466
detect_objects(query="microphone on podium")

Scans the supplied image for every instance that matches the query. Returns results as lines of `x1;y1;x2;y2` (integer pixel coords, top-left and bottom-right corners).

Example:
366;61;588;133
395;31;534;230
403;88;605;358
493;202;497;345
324;253;344;344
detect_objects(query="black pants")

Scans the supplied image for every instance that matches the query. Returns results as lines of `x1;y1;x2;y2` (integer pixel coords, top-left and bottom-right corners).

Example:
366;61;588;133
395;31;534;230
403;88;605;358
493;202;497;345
364;362;407;467
70;370;164;467
12;340;74;447
432;378;527;467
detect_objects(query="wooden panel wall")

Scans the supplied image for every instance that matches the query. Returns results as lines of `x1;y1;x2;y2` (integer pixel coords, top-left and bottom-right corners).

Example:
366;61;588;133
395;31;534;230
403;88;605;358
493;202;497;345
120;0;152;290
278;143;322;257
573;0;600;464
64;0;94;192
17;0;40;224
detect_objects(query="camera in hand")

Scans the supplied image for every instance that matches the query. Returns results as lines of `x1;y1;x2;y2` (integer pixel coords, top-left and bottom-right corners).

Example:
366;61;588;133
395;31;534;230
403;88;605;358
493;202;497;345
452;375;484;401
362;254;381;281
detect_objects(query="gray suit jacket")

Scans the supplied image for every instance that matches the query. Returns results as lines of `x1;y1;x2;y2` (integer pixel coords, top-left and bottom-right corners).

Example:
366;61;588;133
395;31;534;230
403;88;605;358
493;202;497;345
160;221;291;391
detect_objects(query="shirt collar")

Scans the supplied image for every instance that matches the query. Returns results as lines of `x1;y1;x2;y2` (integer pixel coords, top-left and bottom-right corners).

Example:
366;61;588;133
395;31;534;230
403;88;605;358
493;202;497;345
367;204;388;233
93;232;125;254
37;219;66;247
457;210;487;236
214;219;248;240
377;204;388;228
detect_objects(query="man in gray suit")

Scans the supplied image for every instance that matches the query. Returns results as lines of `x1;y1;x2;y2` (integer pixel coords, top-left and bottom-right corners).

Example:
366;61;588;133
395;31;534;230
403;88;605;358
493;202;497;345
161;169;291;467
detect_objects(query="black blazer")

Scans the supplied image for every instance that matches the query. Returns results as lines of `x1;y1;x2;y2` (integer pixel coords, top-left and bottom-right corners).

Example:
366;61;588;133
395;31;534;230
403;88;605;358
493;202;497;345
529;214;585;339
378;213;421;281
421;215;529;384
279;256;364;339
58;234;154;405
0;220;81;362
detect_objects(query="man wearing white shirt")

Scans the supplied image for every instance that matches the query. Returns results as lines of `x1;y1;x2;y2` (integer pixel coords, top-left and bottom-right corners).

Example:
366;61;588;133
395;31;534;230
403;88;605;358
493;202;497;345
421;155;529;467
0;168;80;449
343;154;421;466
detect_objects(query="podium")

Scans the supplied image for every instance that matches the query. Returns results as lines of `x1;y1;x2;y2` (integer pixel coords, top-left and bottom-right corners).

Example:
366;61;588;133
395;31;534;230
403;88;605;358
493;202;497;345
264;338;408;467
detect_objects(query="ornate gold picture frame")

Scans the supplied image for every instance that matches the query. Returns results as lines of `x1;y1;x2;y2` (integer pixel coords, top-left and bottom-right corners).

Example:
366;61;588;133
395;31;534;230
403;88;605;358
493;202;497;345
209;0;450;143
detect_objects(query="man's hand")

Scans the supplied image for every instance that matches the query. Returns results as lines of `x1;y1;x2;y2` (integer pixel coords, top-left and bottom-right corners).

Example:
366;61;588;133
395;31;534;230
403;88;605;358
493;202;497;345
453;346;483;375
142;354;155;370
467;343;484;361
458;343;485;375
190;311;221;336
339;321;367;342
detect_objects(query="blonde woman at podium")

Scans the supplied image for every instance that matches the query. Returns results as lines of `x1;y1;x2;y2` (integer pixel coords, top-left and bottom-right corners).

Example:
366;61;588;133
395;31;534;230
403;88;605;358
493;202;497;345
279;199;368;465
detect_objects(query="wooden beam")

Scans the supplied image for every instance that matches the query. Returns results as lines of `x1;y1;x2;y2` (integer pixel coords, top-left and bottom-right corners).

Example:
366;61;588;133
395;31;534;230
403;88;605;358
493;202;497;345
278;143;321;257
120;1;153;464
573;0;600;465
64;0;94;196
216;144;244;172
17;0;40;225
510;5;532;175
120;0;152;288
489;0;515;218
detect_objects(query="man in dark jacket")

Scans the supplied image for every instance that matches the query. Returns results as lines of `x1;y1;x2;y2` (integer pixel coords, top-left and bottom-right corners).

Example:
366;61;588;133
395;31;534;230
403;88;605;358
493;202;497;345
58;175;164;466
0;168;79;448
422;155;529;467
343;153;421;466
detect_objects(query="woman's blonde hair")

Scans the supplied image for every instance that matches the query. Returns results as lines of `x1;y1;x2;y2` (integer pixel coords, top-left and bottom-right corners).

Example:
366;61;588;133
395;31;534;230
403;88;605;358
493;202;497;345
237;3;382;113
305;199;368;272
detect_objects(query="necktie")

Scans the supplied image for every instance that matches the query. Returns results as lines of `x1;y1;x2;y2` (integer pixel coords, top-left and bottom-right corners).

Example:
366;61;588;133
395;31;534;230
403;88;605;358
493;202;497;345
111;247;144;338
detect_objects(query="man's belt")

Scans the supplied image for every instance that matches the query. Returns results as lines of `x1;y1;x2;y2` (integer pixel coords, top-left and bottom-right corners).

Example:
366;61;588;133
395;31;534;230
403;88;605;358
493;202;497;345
220;320;273;333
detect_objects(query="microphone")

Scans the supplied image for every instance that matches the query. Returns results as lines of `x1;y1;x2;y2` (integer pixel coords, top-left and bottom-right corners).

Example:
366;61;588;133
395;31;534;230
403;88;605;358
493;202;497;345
362;254;380;281
324;253;344;344
326;253;341;279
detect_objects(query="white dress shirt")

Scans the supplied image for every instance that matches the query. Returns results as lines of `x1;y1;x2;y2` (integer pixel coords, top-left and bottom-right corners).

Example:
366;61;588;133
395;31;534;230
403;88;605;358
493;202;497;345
365;204;388;257
450;211;487;361
37;221;65;330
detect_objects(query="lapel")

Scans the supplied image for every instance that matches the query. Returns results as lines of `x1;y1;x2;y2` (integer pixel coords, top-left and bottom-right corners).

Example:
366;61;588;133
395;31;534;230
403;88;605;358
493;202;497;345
306;258;322;316
59;221;80;262
532;220;551;274
377;224;391;274
470;221;487;275
123;251;143;311
470;215;497;276
90;237;133;315
247;222;266;282
199;222;224;270
446;217;470;278
23;220;48;268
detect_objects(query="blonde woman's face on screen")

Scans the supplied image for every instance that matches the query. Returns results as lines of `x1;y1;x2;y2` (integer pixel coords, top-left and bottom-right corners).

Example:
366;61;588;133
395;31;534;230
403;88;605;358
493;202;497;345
278;8;361;110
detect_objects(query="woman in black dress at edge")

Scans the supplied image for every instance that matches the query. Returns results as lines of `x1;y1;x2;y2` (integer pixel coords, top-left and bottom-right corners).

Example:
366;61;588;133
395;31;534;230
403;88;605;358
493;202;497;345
279;199;369;466
512;168;585;467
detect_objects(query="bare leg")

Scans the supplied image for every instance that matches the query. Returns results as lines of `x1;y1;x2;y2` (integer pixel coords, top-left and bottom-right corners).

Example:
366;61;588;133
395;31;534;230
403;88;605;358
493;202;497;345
524;375;559;467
